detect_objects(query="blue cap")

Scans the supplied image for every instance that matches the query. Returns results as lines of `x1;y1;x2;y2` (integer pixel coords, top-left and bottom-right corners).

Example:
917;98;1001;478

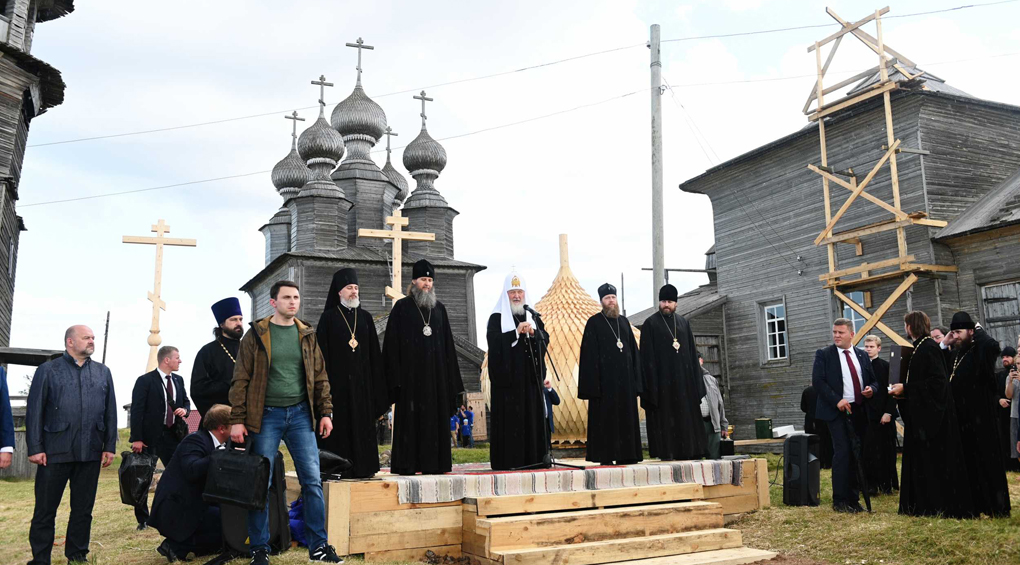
212;297;242;325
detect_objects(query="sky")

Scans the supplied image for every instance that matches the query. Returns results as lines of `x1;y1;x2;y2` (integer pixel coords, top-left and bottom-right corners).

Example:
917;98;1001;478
8;0;1019;424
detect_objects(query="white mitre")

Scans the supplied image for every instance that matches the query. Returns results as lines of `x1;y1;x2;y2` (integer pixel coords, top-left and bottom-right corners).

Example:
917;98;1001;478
491;271;534;346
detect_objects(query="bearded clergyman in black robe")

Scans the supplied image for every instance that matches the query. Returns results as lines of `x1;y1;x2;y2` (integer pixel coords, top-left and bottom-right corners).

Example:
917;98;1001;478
943;312;1010;517
486;272;548;471
640;284;707;461
316;268;387;479
891;311;973;518
384;259;464;475
191;298;244;417
578;283;643;465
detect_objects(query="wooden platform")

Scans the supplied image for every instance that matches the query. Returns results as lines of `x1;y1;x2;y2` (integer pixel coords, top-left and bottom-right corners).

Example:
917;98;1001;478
318;459;774;565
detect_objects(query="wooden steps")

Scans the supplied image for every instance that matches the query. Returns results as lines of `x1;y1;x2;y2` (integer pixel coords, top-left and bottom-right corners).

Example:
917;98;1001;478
495;528;744;565
469;482;704;517
613;547;777;565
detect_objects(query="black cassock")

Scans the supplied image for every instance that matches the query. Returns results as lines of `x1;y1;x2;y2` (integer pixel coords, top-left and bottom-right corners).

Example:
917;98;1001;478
486;313;547;470
948;329;1010;517
639;312;707;461
863;356;898;494
190;336;240;417
578;313;643;464
898;336;973;518
316;304;387;478
384;297;464;475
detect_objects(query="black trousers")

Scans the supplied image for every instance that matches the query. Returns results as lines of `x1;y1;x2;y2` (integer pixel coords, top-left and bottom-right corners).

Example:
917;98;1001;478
163;506;222;557
135;428;180;525
826;404;868;507
29;460;102;565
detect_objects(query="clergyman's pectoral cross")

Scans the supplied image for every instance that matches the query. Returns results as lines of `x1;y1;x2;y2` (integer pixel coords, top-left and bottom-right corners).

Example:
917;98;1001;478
357;210;435;306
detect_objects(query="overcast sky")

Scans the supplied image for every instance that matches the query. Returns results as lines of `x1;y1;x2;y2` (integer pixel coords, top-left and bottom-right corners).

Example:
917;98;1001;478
9;0;1018;424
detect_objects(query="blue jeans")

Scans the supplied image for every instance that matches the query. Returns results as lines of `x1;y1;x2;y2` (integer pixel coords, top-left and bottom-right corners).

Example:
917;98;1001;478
247;402;326;554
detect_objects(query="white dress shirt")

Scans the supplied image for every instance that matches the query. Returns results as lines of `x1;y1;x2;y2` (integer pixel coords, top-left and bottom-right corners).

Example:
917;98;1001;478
209;431;223;449
837;346;863;403
157;367;176;424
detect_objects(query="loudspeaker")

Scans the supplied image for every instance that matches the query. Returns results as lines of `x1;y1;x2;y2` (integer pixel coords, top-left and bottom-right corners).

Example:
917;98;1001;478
783;433;820;506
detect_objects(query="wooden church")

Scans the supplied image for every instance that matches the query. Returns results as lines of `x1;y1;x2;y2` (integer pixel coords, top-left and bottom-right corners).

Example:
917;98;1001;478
678;8;1020;436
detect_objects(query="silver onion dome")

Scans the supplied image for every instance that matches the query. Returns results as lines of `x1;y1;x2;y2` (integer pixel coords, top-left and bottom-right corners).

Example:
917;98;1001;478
297;116;345;164
402;127;447;175
271;147;312;195
382;158;409;203
331;85;387;141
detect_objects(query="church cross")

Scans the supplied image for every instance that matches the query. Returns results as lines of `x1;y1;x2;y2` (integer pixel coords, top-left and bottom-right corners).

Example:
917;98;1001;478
122;219;197;371
414;90;433;128
384;126;398;159
311;75;333;114
345;37;375;84
358;209;435;306
285;111;305;146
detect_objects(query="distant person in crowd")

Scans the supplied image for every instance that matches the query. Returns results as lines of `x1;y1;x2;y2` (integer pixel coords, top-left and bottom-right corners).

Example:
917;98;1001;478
891;311;973;518
1007;336;1020;473
129;346;192;530
544;378;561;436
148;404;233;561
995;346;1019;472
450;415;459;448
191;297;244;418
460;405;474;448
862;335;898;495
229;280;340;564
931;326;948;345
579;283;643;465
800;385;832;469
26;325;117;565
812;318;877;513
942;312;1010;517
1;365;14;469
641;284;706;461
698;353;728;460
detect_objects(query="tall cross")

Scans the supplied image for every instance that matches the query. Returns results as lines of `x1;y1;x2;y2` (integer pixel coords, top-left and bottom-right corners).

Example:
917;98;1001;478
414;90;433;128
311;75;333;115
122;220;197;371
384;126;398;159
345;37;375;84
285;111;305;147
358;210;435;306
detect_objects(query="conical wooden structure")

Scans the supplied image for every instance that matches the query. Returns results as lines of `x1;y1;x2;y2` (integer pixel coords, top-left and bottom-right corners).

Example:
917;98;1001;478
481;234;641;443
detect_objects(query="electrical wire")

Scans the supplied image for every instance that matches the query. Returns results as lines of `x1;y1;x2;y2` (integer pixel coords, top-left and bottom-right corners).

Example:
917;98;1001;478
18;171;270;207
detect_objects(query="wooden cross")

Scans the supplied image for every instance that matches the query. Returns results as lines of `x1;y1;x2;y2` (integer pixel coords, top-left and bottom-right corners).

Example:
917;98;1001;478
358;210;435;306
123;220;197;371
414;90;433;128
285;111;305;145
383;126;398;159
311;75;333;113
345;37;374;84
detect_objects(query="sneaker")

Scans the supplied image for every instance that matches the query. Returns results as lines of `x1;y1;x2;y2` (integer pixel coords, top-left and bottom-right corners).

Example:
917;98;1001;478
250;548;270;565
309;544;343;563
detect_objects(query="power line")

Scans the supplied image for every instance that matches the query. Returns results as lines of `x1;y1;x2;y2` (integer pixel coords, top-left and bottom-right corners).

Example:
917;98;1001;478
27;0;1015;149
18;171;270;207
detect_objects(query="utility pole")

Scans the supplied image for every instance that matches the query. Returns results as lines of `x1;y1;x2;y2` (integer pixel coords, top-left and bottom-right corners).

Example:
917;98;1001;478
649;24;665;304
101;311;110;364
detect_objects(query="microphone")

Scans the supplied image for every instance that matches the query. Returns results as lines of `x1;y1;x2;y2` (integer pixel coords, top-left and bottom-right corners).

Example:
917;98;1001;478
523;304;542;318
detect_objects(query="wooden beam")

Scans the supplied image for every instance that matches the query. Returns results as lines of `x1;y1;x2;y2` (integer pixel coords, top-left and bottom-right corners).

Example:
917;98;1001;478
821;212;935;244
826;8;916;67
834;290;912;347
914;218;948;228
820;255;914;281
814;140;902;244
808;7;889;52
852;274;918;342
807;165;906;219
905;263;958;273
122;236;197;246
810;81;897;121
803;35;844;114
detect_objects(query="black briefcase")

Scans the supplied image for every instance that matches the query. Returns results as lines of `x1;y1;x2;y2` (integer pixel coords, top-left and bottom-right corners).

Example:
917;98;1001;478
220;451;290;555
203;440;270;511
118;451;158;506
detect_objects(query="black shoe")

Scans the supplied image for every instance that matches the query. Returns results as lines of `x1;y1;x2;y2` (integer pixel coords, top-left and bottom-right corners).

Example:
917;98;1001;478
250;548;270;565
309;544;343;563
67;554;89;564
833;503;863;514
137;522;149;531
157;540;184;563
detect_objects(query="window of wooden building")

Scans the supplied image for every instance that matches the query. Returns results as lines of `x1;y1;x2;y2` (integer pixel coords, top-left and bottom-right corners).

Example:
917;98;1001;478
758;299;789;365
981;281;1020;349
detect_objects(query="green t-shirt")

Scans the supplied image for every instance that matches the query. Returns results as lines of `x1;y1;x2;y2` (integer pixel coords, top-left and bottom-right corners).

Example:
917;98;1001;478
265;322;307;407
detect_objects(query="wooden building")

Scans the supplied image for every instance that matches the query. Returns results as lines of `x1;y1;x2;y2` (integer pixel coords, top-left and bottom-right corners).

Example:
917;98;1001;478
241;56;485;392
680;70;1020;436
0;0;72;348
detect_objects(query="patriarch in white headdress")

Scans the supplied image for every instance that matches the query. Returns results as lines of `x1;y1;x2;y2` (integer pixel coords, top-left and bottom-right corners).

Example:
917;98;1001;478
492;271;534;346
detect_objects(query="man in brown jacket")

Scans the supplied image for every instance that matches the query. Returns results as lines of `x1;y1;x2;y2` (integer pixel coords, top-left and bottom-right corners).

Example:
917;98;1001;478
229;280;341;564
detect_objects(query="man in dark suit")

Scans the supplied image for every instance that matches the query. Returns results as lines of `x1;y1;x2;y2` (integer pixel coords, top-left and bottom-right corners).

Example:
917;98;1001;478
130;345;192;529
148;403;230;562
812;318;878;513
862;335;898;494
1;366;14;469
544;378;561;436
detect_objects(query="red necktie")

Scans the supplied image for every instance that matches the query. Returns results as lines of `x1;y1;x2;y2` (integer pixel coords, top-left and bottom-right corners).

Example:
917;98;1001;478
843;350;863;405
165;375;174;427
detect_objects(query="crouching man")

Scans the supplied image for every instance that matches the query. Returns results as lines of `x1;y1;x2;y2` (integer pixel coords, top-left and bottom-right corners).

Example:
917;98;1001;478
148;404;231;562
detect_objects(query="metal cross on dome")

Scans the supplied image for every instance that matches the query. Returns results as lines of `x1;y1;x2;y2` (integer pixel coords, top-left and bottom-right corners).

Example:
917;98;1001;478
284;111;305;145
384;126;398;158
414;90;434;128
310;75;333;114
345;37;375;84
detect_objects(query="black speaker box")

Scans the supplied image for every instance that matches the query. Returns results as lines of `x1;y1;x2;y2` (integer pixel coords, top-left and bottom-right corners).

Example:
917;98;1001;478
783;433;820;506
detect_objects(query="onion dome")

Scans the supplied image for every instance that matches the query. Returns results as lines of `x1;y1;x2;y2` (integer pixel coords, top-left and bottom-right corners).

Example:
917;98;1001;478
271;146;311;200
382;158;408;203
402;127;447;176
298;115;345;165
331;85;387;142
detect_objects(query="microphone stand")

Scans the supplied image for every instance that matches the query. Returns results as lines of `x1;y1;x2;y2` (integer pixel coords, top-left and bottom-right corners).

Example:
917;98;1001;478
509;306;585;471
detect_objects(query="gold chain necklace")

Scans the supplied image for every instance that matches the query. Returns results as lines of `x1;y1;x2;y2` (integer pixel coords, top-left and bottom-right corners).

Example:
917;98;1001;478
417;305;434;337
338;305;358;351
904;336;932;385
659;312;680;352
601;313;624;352
950;347;972;382
218;340;236;364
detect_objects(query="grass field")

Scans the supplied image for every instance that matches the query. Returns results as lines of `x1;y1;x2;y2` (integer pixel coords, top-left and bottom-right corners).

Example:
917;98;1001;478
1;432;1018;565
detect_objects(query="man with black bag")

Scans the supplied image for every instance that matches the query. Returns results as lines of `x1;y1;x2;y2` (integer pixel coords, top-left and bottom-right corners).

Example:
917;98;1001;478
129;345;191;530
229;280;341;565
148;404;232;562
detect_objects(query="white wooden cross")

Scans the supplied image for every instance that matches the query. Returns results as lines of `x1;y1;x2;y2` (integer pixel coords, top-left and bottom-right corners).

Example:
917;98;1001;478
123;219;197;371
358;210;435;306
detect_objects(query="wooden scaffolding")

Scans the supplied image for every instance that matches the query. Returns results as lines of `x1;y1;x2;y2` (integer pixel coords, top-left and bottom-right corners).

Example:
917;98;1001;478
804;6;955;347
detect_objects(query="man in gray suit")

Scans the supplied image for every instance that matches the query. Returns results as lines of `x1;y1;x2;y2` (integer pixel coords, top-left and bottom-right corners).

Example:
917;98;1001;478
26;325;117;565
